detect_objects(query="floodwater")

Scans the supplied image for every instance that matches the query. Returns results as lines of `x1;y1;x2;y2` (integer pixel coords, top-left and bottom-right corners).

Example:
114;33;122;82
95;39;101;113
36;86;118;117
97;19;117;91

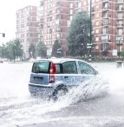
0;62;124;127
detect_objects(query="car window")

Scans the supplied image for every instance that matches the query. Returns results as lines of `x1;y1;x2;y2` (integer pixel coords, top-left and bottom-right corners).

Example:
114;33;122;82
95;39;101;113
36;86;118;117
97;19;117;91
78;61;95;74
32;61;50;73
62;61;77;74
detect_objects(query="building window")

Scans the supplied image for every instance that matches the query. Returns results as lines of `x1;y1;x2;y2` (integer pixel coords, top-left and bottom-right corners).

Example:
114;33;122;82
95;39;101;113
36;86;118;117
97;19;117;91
117;5;123;11
78;2;81;8
83;2;87;6
70;3;73;8
117;28;123;35
96;29;99;34
96;5;99;9
102;27;108;34
56;1;60;6
102;12;108;18
70;10;73;15
56;14;60;20
117;20;123;26
96;21;99;26
96;14;99;18
118;13;123;19
70;16;73;21
56;19;60;25
96;37;99;41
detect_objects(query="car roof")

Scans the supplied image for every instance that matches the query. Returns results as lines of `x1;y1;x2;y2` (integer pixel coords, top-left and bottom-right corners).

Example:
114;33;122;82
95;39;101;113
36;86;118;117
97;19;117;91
35;57;88;64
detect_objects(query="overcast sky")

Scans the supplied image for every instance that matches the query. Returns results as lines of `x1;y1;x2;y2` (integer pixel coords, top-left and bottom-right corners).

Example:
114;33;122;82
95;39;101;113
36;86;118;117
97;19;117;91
0;0;39;43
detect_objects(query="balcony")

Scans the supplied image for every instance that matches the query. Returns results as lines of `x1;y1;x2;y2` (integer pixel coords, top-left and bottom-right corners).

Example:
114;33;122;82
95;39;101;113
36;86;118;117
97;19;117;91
116;36;123;44
101;35;109;41
102;0;109;3
117;23;124;28
102;40;109;44
117;0;124;4
102;5;109;11
102;19;109;26
103;14;109;19
101;35;110;43
117;15;124;20
117;7;124;12
102;7;109;11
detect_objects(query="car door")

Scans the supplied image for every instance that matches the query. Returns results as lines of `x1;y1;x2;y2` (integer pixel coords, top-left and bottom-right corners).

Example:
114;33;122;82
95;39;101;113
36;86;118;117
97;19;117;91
61;61;79;86
77;61;97;83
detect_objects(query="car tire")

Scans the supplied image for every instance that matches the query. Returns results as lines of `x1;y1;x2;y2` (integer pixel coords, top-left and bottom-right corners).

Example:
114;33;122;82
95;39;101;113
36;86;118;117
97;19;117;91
51;85;68;101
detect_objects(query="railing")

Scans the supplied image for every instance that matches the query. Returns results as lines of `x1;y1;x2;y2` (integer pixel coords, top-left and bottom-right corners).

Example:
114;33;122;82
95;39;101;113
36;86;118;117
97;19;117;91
117;0;124;3
101;35;109;41
117;7;124;12
117;23;123;27
117;16;124;19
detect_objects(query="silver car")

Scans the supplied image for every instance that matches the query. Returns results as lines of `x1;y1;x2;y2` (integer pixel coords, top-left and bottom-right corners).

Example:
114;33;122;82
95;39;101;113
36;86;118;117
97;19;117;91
28;58;98;99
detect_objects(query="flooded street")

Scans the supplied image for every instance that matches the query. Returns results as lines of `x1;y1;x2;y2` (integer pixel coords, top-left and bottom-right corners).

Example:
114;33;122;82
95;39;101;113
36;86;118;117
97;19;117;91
0;62;124;127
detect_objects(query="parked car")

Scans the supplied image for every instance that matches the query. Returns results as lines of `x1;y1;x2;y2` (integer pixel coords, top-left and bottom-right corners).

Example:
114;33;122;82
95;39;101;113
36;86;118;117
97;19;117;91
28;58;98;99
0;60;3;63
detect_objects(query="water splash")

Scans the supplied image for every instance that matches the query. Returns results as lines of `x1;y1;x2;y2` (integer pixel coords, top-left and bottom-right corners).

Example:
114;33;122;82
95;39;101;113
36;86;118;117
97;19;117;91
57;74;109;105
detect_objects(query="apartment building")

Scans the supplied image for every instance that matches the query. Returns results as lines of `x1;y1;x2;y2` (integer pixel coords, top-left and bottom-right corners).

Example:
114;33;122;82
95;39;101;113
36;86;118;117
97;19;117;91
16;6;40;58
92;0;124;56
39;0;90;56
39;0;69;56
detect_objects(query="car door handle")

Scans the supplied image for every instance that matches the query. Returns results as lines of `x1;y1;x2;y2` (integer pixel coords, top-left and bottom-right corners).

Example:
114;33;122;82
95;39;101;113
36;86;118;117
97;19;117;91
64;76;68;79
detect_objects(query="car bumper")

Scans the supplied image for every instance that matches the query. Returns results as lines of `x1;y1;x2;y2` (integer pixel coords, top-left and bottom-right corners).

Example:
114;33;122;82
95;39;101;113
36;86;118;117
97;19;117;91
29;83;54;97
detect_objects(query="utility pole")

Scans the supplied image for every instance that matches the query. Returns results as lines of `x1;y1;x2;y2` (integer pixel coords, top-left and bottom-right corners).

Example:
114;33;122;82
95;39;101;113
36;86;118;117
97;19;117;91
90;0;92;45
87;0;92;60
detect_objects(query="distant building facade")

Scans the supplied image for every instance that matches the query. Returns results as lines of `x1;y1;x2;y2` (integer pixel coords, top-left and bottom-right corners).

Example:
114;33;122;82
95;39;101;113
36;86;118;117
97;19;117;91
39;0;124;57
92;0;124;56
16;6;40;58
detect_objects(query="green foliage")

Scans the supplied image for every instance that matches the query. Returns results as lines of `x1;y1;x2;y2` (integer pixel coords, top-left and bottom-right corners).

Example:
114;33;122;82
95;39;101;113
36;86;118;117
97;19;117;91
120;51;124;58
0;44;8;58
0;39;23;61
29;43;36;58
14;39;23;58
67;11;91;56
52;40;62;57
36;41;47;58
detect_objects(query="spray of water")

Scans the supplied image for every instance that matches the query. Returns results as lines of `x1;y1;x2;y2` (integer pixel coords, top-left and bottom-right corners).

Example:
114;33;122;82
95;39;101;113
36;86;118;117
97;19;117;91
56;74;109;106
0;74;109;127
1;63;124;127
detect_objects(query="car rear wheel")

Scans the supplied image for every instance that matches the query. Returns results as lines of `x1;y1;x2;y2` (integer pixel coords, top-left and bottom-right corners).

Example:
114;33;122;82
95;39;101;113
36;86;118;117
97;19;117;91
51;85;68;101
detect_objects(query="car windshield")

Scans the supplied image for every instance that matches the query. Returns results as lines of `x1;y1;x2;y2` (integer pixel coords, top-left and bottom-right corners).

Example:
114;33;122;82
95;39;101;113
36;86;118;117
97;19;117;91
1;0;124;127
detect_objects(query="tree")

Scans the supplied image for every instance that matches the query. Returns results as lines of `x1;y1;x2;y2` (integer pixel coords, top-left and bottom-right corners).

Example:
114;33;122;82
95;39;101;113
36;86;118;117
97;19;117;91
14;39;23;59
29;43;36;58
36;41;47;58
0;39;23;61
5;39;23;61
67;11;91;56
0;44;8;58
120;51;124;58
52;40;62;57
